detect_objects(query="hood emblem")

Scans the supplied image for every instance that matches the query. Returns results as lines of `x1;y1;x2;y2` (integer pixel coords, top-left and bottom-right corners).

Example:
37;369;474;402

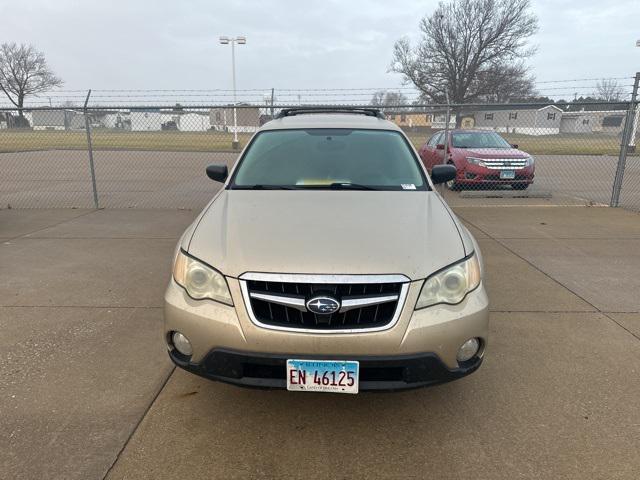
306;296;341;315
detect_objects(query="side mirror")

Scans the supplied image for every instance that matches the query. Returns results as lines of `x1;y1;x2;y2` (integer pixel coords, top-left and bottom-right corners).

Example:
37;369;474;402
511;144;518;149
206;164;228;182
430;164;457;185
436;143;445;150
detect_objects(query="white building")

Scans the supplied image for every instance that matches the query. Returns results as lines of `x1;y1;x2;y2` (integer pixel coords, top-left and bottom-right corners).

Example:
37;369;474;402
130;110;164;131
465;105;563;136
560;110;626;135
178;112;210;132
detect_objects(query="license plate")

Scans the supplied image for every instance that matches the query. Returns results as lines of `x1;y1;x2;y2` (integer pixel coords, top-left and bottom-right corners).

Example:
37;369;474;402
500;170;516;179
287;359;359;394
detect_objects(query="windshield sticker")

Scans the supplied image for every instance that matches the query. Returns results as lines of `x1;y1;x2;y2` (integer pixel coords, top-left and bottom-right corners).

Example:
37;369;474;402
401;184;416;190
296;179;349;186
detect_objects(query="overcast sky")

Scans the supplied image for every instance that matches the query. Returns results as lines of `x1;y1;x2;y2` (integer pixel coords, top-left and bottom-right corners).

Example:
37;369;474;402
1;0;638;101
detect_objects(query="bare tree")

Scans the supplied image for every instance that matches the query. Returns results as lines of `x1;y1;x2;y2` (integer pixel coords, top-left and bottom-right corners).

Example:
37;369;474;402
594;79;624;102
0;43;63;115
370;90;408;110
371;90;386;106
477;62;536;102
390;0;538;125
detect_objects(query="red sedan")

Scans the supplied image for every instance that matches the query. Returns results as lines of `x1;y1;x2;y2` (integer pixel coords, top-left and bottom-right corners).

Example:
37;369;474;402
419;130;535;190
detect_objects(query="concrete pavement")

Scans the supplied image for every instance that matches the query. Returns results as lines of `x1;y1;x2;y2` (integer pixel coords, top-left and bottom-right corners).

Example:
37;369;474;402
1;209;195;480
3;150;640;210
1;206;639;479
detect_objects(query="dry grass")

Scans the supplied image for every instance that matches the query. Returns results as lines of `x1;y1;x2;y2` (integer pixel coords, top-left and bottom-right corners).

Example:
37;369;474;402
0;130;253;153
0;128;632;156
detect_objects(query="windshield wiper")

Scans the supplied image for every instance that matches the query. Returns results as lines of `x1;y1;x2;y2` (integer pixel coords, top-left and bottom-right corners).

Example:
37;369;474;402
328;182;379;190
232;184;295;190
292;182;378;190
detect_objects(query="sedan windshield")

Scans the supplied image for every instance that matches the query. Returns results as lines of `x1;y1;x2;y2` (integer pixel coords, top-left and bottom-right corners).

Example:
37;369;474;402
451;131;512;149
231;129;427;191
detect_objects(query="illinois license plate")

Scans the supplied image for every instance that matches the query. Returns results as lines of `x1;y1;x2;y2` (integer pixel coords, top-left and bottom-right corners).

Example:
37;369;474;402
500;170;516;179
286;359;359;394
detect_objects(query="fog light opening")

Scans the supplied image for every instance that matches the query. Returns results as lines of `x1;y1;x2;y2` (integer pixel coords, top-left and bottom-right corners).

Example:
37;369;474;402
171;331;193;357
457;337;481;363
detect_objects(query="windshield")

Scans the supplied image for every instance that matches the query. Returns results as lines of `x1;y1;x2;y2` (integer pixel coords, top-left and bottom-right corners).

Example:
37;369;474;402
231;129;427;191
451;131;512;149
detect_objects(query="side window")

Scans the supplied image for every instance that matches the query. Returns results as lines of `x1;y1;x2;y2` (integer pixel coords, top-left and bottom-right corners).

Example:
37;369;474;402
427;133;439;147
547;112;556;121
484;113;494;121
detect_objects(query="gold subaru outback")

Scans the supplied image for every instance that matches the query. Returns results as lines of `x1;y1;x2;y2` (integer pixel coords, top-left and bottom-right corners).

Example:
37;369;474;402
165;108;489;393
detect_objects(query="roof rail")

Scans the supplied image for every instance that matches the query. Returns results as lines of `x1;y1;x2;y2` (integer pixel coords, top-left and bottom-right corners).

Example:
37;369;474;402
275;107;386;119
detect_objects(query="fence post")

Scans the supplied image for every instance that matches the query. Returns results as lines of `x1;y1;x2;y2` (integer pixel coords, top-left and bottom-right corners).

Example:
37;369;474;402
610;72;639;207
440;98;452;195
270;88;275;118
630;77;640;152
83;90;99;209
443;99;451;161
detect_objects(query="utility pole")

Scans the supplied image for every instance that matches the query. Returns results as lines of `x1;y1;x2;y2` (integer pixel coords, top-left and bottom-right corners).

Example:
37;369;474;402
219;36;246;150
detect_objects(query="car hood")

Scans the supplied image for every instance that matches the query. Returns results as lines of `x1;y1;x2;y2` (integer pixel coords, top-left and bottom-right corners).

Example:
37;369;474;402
188;190;466;280
456;147;528;158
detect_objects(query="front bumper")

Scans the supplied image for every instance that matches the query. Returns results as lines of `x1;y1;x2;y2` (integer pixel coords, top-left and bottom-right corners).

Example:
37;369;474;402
164;277;489;390
456;165;534;185
169;348;483;391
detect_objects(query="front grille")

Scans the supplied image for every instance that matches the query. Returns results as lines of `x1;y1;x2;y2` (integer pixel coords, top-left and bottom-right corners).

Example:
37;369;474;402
484;173;530;181
481;158;528;170
243;277;406;331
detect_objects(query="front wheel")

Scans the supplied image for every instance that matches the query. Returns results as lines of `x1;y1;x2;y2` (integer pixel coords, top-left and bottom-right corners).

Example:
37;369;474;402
512;183;530;190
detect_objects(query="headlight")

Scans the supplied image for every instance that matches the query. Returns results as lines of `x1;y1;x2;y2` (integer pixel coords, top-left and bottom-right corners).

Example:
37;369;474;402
467;157;486;167
525;156;534;167
415;254;481;309
173;250;233;305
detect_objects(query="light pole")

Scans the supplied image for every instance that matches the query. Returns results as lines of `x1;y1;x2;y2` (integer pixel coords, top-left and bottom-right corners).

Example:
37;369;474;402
219;36;246;149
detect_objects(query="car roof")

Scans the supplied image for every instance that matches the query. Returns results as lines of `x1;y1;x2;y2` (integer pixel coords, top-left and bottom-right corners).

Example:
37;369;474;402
438;129;502;134
260;113;403;131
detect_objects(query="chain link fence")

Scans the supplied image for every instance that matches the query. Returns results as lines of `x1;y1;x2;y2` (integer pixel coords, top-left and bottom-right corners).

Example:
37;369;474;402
1;101;638;210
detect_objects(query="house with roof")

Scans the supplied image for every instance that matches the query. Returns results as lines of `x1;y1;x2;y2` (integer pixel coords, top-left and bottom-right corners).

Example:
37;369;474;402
32;109;85;130
385;111;433;132
559;110;626;135
461;104;564;136
209;105;260;133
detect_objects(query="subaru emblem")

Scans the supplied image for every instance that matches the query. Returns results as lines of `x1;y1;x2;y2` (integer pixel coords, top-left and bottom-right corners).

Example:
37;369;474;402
306;296;341;314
